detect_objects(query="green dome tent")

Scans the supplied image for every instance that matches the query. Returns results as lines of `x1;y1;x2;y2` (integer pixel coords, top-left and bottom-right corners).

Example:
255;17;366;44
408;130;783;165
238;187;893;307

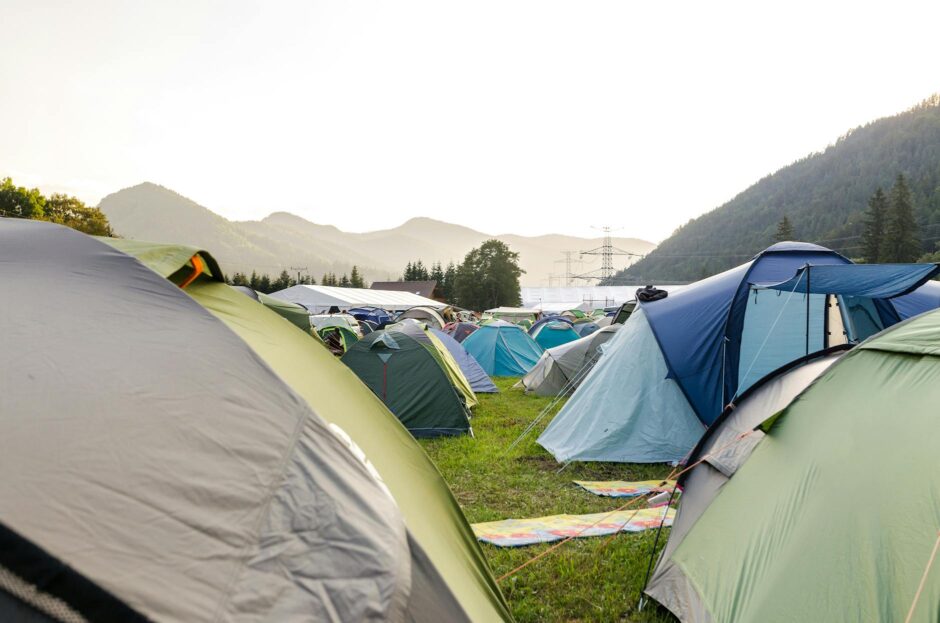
646;310;940;622
318;324;360;354
342;330;473;438
0;219;460;622
100;234;512;621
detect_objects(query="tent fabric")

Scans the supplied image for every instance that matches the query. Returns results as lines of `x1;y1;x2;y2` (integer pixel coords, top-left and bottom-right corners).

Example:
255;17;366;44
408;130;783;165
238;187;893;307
656;311;940;622
538;308;704;463
232;287;316;333
98;236;513;621
645;242;852;427
348;306;394;327
758;262;940;298
387;320;478;409
1;219;417;622
342;331;472;437
521;325;620;397
891;280;940;319
462;320;544;377
431;328;499;394
319;325;359;354
272;284;444;313
398;306;447;329
530;320;581;350
528;315;573;335
573;322;600;337
443;321;480;343
645;349;844;621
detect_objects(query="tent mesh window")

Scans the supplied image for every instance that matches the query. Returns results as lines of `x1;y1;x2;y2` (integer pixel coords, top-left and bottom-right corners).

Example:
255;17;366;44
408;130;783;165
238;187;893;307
0;565;88;623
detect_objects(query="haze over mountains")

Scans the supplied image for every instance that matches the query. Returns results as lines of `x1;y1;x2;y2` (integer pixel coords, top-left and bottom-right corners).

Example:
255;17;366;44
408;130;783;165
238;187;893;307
618;95;940;283
99;183;654;286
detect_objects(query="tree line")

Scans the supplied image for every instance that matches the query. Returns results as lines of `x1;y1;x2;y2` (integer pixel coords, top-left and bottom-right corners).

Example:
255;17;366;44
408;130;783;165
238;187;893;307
228;265;365;294
773;174;924;263
399;239;523;311
0;176;114;236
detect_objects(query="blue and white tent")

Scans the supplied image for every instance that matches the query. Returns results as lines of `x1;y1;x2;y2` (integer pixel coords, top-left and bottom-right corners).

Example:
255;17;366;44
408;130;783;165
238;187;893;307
538;242;940;464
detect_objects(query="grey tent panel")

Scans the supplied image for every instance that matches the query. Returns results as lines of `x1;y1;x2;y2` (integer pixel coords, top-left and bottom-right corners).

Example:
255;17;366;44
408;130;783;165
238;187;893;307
522;325;619;396
645;350;843;621
0;219;415;622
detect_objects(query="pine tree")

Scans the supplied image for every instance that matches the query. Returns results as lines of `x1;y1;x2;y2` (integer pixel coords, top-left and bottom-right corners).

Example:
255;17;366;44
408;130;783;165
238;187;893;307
350;265;365;288
884;174;921;262
339;273;351;287
861;187;888;263
321;273;330;287
774;215;794;242
442;262;458;303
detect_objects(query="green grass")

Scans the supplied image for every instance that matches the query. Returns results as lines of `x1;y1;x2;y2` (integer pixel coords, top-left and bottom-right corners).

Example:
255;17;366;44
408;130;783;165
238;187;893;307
420;378;679;623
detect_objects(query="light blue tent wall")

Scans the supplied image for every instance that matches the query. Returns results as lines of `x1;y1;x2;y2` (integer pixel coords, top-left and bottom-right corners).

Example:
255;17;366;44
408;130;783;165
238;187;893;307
737;289;826;392
531;321;580;350
462;321;543;377
430;328;499;393
537;308;704;463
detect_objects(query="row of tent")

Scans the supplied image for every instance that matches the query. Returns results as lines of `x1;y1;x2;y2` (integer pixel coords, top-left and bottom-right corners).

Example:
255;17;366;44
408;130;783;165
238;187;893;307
0;219;515;622
515;240;940;621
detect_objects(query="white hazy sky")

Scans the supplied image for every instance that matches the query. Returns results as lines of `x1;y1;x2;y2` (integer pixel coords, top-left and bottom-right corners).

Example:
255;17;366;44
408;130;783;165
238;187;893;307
2;1;938;242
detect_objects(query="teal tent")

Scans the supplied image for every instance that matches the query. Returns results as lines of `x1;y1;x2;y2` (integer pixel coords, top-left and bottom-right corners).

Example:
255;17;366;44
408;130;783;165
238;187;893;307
461;320;544;377
530;320;580;350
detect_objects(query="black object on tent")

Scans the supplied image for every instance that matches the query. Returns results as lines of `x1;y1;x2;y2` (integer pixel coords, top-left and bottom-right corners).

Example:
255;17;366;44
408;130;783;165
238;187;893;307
636;285;668;302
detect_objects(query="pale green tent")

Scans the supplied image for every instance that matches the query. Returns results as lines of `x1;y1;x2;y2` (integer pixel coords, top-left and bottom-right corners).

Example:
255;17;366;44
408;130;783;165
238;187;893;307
646;309;940;622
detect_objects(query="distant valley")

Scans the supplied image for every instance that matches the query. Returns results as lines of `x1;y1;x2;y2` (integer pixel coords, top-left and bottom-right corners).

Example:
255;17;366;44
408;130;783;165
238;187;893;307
99;182;655;286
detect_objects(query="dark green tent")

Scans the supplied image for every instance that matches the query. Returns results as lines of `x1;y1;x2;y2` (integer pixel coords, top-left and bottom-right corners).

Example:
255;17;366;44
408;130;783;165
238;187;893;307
343;330;472;437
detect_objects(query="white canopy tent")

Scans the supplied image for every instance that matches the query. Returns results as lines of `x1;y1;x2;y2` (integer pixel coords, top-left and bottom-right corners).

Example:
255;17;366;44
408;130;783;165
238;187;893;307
271;285;445;313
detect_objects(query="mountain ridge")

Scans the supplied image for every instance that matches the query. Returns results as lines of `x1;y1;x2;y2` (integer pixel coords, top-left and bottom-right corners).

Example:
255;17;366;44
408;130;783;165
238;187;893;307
99;182;655;286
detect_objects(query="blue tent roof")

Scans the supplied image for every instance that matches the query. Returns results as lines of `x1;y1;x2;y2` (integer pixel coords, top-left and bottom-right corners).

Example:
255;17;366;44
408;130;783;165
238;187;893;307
462;321;544;377
892;280;940;319
642;243;851;426
430;328;499;393
758;263;940;299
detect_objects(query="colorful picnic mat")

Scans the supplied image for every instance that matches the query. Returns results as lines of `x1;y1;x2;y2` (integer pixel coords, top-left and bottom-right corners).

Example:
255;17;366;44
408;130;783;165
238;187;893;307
472;506;676;547
574;479;676;498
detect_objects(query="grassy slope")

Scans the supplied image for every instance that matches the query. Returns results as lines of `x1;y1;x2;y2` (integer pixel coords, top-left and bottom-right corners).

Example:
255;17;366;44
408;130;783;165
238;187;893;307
420;378;678;623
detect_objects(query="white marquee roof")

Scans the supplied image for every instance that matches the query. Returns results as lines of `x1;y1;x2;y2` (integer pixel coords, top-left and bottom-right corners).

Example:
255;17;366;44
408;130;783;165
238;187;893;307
270;285;444;313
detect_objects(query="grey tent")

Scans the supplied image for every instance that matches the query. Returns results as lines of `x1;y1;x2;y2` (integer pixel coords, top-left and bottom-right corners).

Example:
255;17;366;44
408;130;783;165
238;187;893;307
644;346;846;621
521;325;620;396
0;219;468;622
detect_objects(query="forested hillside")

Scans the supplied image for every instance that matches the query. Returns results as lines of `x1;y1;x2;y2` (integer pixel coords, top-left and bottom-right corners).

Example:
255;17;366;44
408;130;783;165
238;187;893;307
616;95;940;282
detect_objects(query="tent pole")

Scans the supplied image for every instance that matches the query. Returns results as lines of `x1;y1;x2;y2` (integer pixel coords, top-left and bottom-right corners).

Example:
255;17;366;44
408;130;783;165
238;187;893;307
805;266;811;356
638;484;680;611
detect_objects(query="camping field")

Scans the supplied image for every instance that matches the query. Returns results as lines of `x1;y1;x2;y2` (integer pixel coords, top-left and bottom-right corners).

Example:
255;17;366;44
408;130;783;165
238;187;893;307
419;378;678;623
